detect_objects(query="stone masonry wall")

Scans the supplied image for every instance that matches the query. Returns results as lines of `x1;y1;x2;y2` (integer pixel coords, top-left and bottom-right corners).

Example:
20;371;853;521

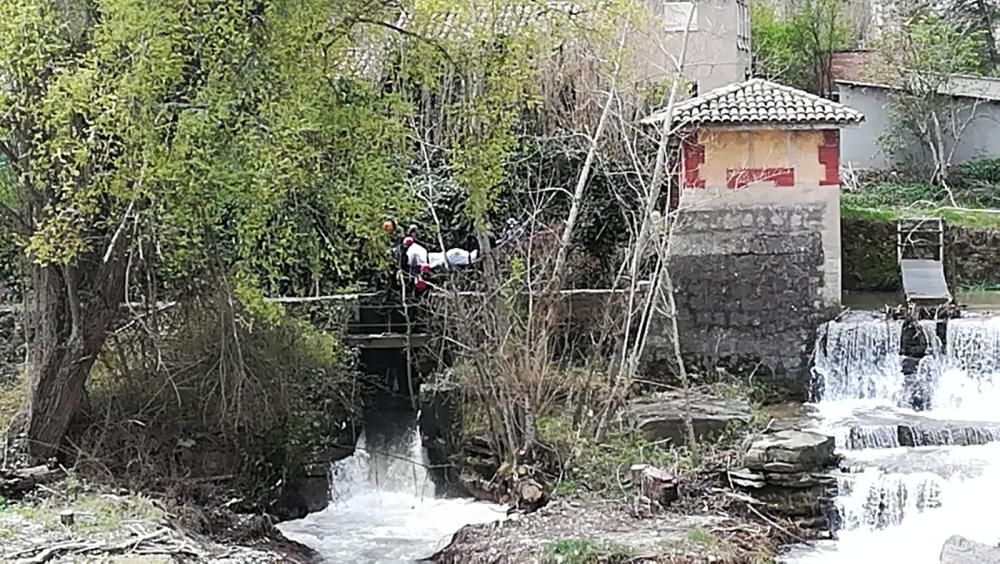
648;205;836;400
842;217;1000;292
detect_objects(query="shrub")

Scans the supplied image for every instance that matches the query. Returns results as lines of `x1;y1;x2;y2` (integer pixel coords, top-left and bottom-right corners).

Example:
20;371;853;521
72;294;364;514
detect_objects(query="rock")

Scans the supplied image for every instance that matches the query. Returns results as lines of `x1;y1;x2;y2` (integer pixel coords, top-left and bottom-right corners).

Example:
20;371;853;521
638;466;678;508
762;471;835;489
629;463;649;484
744;430;835;472
735;432;838;529
940;535;1000;564
728;468;766;489
762;461;801;473
628;391;751;447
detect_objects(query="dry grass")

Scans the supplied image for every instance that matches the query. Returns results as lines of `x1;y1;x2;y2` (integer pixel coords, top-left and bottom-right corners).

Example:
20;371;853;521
0;373;25;438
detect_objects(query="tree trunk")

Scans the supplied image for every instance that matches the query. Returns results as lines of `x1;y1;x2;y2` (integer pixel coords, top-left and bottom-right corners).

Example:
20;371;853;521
23;258;124;463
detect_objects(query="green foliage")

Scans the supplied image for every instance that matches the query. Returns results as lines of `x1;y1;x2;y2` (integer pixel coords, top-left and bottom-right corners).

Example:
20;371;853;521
960;282;1000;292
0;0;421;298
0;375;24;436
876;13;986;80
77;299;363;509
542;538;633;564
948;158;1000;208
554;479;581;496
843;171;1000;229
844;181;943;208
0;488;162;535
751;0;852;93
537;416;691;496
685;527;717;546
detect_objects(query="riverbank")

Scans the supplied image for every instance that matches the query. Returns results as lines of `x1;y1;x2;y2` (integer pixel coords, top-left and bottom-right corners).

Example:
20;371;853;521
0;472;316;563
425;392;828;563
431;493;784;564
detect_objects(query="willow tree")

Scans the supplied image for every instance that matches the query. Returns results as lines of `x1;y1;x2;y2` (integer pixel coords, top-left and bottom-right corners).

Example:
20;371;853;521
0;0;413;461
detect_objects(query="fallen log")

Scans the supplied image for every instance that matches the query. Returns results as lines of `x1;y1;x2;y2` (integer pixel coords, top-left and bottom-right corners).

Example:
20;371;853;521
0;465;64;499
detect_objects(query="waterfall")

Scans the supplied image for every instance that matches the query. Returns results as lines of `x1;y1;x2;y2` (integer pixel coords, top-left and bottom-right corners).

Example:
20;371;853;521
929;318;1000;419
813;318;903;402
836;470;942;531
329;429;436;503
836;425;900;450
789;314;1000;564
278;415;503;563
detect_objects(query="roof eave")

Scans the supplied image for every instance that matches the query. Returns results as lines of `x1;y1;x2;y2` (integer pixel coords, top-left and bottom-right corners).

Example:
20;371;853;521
642;119;866;130
693;120;865;130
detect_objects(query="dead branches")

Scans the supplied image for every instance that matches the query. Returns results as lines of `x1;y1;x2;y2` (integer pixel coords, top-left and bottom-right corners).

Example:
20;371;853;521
9;528;208;564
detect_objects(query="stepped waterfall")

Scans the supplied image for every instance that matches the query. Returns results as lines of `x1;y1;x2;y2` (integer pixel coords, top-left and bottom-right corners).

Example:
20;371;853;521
787;314;1000;562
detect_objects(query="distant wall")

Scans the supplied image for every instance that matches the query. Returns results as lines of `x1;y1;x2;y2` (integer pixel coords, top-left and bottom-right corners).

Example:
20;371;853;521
842;217;1000;291
838;82;1000;170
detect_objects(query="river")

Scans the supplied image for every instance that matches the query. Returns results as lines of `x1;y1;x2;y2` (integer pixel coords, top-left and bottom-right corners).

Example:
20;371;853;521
277;411;505;563
785;314;1000;562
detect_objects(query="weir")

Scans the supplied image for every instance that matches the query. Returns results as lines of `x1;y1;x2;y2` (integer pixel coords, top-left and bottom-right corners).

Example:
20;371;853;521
790;312;1000;563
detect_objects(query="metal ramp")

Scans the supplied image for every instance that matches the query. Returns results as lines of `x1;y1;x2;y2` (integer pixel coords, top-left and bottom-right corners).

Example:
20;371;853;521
897;218;952;305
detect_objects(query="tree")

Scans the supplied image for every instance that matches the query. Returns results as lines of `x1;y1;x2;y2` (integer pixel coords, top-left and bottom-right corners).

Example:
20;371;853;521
874;12;987;190
751;0;853;95
0;0;413;461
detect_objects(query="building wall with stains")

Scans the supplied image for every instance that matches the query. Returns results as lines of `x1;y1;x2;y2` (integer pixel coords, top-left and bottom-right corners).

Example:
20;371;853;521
649;127;842;400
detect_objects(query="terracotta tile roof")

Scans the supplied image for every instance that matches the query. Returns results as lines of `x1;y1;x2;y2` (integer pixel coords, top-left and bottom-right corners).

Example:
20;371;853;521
642;78;865;128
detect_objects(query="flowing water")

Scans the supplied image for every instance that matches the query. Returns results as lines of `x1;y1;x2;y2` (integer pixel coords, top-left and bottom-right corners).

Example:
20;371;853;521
786;314;1000;562
278;412;505;563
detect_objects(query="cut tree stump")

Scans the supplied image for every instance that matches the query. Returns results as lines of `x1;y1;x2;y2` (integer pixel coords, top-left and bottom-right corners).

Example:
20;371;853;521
59;510;75;527
638;466;679;508
513;478;545;511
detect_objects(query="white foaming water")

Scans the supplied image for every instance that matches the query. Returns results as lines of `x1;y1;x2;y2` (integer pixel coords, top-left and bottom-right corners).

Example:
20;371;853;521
788;315;1000;563
278;420;504;563
813;318;904;402
929;318;1000;420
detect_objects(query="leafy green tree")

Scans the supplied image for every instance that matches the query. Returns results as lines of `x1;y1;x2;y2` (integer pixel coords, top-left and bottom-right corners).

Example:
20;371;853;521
751;0;853;95
0;0;414;461
0;0;626;463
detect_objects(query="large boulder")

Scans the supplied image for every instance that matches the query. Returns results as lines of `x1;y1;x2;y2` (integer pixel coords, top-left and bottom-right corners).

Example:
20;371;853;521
628;391;751;447
744;430;835;472
940;536;1000;564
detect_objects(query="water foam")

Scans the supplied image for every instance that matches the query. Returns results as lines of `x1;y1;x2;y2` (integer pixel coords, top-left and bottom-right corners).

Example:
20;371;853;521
278;420;504;563
813;319;903;403
788;315;1000;563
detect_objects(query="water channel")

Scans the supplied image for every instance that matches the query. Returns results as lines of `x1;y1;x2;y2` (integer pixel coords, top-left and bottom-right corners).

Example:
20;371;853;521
277;410;504;563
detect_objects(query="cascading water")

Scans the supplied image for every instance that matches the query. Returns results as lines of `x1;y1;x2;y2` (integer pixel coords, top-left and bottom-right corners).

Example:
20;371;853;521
787;313;1000;563
813;318;904;403
278;413;504;563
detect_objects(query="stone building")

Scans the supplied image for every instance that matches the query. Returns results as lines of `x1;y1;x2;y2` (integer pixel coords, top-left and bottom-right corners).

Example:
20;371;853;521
643;78;864;399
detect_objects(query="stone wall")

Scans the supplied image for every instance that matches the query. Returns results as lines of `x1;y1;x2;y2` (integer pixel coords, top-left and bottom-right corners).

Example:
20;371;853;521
842;217;1000;292
654;206;835;400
